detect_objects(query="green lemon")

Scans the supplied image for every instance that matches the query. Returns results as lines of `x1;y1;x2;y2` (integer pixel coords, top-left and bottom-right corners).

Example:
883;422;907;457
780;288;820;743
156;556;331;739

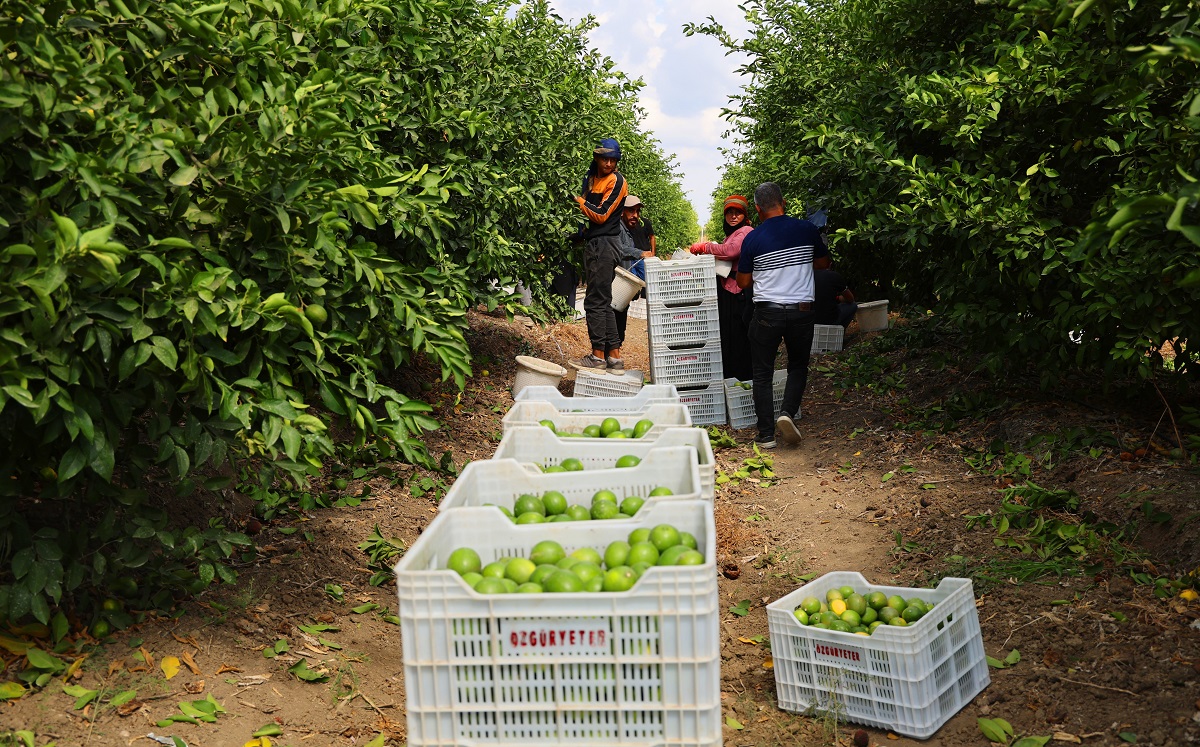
604;541;631;569
828;620;852;633
474;577;508;594
544;571;584;593
584;576;604;592
102;598;123;612
906;597;928;613
529;540;566;566
513;494;546;516
590;501;619;520
332;477;349;490
571;561;603;584
887;616;908;626
539;419;557;432
627;541;660;566
599;417;622;436
543;465;568;473
485;503;515;519
505;558;537;584
861;607;878;625
793;608;809;624
592;489;619;505
867;591;888;610
621;427;635;438
838;585;856;598
678;531;698;550
901;605;924;623
630;561;653;577
530;565;559;586
515;512;545;524
555;557;579;569
569;547;603;566
566;505;592;521
657;545;689;566
648;486;674;497
633;419;654;438
583;425;602;438
826;589;844;602
602;566;638;592
615;455;641;468
447;547;482;576
846;594;867;616
461;572;483;588
648;524;681;552
820;611;839;626
620;496;645;516
482;561;508;579
878;607;900;623
606;431;628;438
628;528;651;545
616;513;632;519
304;304;328;326
840;609;861;627
869;621;885;633
800;597;822;616
500;578;519;593
91;620;111;638
561;457;585;472
674;549;704;566
516;583;543;593
541;491;568;515
550;514;573;522
887;595;907;612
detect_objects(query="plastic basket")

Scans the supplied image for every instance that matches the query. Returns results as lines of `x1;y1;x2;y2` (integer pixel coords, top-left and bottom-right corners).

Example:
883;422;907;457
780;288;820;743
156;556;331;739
675;381;726;426
441;447;702;513
723;371;788;430
644;255;717;308
610;266;646;312
811;325;845;354
516;384;677;409
492;426;716;500
646;299;721;350
649;342;723;388
513;356;566;399
573;368;645;398
502;402;692;435
856;300;889;332
766;572;989;739
395;500;721;747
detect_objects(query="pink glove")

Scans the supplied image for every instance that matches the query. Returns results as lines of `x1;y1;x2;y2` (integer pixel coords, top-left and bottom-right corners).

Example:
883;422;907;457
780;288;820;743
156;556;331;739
689;242;708;254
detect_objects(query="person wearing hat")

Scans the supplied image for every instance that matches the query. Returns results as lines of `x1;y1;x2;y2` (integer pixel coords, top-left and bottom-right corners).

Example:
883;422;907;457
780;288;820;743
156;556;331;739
571;138;629;373
688;194;755;381
612;194;656;348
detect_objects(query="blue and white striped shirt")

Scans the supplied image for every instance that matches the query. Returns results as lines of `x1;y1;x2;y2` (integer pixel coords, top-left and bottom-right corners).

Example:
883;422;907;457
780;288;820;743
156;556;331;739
737;216;828;304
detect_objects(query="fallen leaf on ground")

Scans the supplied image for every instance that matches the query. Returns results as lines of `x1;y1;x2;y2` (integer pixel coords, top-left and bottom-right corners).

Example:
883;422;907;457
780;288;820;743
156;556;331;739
107;660;125;676
1053;733;1082;743
172;633;200;647
139;647;156;669
184;680;206;694
217;664;242;674
762;657;773;669
161;656;181;680
116;700;143;717
181;650;202;675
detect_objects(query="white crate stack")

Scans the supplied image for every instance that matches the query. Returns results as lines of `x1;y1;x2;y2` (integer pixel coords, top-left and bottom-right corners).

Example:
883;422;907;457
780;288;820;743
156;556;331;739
643;255;725;425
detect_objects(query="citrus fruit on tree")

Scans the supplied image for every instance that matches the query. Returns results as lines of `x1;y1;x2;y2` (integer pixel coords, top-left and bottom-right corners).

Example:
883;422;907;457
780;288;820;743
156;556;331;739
627;541;660;566
544;571;584;593
570;547;603;566
514;494;545;516
447;548;482;576
603;566;638;592
561;458;585;472
474;577;508;594
304;304;328;326
91;620;111;638
102;598;123;613
633;419;654;438
604;541;631;569
591;501;619;520
648;486;673;497
620;496;644;516
541;491;568;515
614;455;640;468
530;540;566;566
505;558;537;584
649;524;681;552
600;417;622;436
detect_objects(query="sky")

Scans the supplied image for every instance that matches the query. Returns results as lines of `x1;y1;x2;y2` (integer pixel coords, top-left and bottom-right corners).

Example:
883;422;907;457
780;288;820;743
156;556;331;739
547;0;752;227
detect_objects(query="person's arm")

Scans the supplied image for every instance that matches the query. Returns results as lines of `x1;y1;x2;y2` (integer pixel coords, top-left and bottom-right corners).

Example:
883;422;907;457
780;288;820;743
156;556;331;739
838;287;856;303
575;174;627;225
736;271;753;289
647;234;656;256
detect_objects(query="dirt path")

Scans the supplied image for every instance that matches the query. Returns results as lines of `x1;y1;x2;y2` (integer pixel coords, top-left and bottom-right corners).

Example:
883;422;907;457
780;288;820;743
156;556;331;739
5;311;1200;747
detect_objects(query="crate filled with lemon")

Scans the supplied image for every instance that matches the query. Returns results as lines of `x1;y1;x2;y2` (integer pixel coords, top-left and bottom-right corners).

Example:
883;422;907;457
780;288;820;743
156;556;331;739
766;571;989;739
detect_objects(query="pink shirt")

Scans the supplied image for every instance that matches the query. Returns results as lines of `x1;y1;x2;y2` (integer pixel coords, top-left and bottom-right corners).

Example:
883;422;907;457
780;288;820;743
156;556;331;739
694;225;752;294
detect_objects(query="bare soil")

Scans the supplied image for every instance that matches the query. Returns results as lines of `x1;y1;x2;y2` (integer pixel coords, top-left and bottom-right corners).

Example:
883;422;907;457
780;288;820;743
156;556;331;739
4;310;1200;747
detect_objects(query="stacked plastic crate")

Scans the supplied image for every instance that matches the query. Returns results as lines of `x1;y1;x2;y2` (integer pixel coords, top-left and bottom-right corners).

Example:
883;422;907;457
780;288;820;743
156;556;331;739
393;386;723;747
643;255;726;425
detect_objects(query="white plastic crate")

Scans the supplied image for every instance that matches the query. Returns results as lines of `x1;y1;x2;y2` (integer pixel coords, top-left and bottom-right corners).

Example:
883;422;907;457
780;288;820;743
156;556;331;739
394;500;721;747
502;402;692;435
441;447;703;510
516;384;679;410
766;572;989;739
649;342;723;388
811;324;845;354
492;426;716;499
723;370;787;430
675;381;726;426
646;298;720;350
573;368;646;398
644;255;717;307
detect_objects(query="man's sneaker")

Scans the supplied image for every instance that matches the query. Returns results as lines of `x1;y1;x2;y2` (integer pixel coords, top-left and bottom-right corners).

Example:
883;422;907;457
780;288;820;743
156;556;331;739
754;437;777;450
605;356;625;373
570;354;607;371
776;414;802;445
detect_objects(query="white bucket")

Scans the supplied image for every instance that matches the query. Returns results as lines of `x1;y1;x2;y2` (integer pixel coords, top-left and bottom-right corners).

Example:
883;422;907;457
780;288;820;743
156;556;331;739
610;266;646;311
856;300;890;332
512;356;566;398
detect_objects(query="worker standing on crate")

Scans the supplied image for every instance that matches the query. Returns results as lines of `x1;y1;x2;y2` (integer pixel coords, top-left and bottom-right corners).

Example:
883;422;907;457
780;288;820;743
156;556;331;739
613;195;656;348
736;182;828;449
570;138;630;374
687;194;755;381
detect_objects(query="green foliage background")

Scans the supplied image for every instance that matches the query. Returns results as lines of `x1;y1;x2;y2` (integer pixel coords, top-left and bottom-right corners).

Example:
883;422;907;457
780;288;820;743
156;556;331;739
0;0;695;624
691;0;1200;380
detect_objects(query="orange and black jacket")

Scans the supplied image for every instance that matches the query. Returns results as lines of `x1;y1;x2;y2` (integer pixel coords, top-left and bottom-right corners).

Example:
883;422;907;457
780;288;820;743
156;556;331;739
576;171;628;240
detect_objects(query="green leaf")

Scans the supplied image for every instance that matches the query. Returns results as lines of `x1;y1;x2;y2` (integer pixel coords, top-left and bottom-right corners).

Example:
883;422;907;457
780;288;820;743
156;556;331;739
363;734;386;747
986;655;1005;669
725;715;744;730
728;600;751;617
288;660;329;682
110;689;137;706
253;724;284;737
1003;648;1021;665
25;648;63;672
1118;734;1137;743
979;717;1013;743
63;683;100;709
351;603;380;614
0;681;26;700
1013;738;1052;747
169;166;200;186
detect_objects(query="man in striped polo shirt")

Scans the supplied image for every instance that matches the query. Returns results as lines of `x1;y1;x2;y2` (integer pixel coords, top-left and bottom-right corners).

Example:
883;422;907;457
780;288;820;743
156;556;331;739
736;182;828;448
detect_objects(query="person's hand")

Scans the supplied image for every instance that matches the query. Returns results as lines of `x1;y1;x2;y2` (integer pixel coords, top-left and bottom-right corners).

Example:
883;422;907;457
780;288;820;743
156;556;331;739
689;242;707;254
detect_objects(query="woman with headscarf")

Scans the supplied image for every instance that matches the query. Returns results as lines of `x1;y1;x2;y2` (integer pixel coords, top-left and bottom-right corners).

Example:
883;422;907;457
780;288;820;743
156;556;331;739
689;195;754;381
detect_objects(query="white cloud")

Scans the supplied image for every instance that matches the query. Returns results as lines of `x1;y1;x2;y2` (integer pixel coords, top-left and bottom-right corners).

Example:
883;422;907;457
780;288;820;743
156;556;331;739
548;0;752;222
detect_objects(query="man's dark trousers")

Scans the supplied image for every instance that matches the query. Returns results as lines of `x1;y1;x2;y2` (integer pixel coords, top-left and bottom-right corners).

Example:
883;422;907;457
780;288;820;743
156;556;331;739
748;306;815;441
583;236;622;352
